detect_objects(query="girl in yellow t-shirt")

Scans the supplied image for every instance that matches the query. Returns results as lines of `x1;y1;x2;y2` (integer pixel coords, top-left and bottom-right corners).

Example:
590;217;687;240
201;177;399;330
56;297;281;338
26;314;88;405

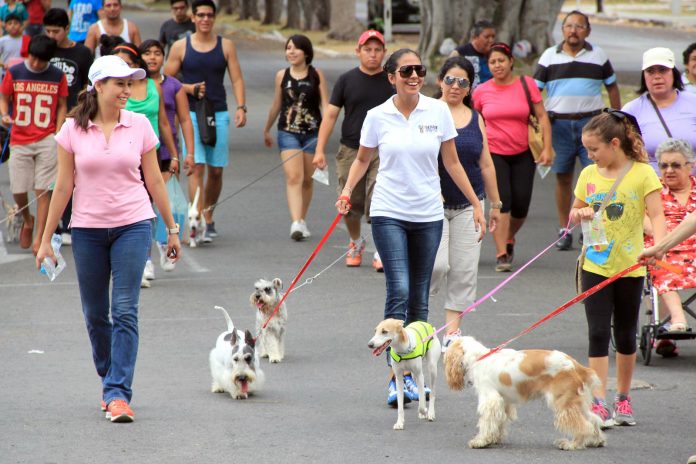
570;111;666;428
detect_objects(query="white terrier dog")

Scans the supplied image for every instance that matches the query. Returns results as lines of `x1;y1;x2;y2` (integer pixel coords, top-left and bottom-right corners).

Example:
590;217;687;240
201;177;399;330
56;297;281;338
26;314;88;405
209;306;264;399
444;336;606;450
188;186;203;247
250;278;287;363
1;196;22;243
367;319;440;430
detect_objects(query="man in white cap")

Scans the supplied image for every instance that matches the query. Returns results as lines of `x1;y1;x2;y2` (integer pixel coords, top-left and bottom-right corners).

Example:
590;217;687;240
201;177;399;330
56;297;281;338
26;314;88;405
622;46;696;174
313;30;393;271
534;10;621;251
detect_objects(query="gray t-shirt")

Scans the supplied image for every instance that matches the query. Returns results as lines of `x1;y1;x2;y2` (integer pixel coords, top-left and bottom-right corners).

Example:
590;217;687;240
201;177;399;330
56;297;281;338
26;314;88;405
0;35;22;80
159;18;195;54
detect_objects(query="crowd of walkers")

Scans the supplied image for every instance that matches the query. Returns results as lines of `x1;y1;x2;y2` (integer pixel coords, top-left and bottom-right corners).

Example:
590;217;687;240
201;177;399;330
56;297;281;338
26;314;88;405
1;2;694;447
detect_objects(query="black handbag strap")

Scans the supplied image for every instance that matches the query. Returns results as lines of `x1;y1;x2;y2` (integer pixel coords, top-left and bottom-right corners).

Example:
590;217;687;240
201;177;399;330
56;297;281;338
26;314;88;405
519;76;535;118
647;94;673;138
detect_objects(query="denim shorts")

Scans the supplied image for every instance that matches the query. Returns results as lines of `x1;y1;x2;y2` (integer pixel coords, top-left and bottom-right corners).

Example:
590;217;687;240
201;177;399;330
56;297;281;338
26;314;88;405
551;118;593;174
277;130;318;154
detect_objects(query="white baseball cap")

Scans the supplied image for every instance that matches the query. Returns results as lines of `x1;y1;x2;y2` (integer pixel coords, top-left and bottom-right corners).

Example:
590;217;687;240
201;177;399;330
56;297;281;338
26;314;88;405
642;47;675;70
87;55;146;90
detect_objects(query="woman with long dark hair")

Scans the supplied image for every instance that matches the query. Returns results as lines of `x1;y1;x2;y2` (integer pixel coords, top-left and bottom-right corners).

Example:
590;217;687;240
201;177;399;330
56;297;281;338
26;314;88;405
36;55;181;422
263;34;329;241
336;48;486;405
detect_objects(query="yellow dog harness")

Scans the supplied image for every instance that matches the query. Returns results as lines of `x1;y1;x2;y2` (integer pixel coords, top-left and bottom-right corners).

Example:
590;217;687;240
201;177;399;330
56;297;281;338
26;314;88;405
389;321;435;363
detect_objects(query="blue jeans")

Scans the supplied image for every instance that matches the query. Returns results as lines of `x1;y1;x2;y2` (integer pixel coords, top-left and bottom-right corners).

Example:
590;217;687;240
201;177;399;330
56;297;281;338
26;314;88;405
71;219;152;405
551;117;594;174
371;216;443;324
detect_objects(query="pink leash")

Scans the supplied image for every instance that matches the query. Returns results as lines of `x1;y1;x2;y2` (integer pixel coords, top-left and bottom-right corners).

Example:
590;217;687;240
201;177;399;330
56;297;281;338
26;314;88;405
428;222;578;341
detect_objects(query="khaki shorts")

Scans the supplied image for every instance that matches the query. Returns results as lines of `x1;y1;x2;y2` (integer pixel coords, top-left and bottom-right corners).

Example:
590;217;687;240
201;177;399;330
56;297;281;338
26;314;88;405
9;135;57;193
335;144;379;220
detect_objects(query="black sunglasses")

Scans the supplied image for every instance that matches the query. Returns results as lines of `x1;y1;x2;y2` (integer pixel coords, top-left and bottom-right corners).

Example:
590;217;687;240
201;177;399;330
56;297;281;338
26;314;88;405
659;162;688;170
592;202;625;221
443;76;470;88
397;64;427;78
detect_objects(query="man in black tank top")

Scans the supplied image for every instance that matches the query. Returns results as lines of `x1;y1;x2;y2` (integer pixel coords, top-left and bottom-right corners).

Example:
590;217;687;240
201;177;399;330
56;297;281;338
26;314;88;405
313;30;394;271
164;0;247;242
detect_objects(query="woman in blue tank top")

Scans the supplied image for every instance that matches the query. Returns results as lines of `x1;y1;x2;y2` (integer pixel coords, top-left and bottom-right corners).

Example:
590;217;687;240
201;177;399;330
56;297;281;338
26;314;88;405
430;57;501;349
263;34;329;242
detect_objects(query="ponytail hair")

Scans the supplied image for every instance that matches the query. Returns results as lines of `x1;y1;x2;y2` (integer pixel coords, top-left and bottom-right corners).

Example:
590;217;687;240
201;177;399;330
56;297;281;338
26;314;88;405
68;87;101;131
582;111;648;163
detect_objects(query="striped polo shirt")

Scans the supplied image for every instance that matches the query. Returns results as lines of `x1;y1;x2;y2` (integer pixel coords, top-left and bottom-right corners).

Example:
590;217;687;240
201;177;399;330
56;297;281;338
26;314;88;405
533;42;616;115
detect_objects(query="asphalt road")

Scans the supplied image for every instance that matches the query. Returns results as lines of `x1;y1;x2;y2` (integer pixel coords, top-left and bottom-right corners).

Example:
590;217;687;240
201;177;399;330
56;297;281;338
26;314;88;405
1;9;695;464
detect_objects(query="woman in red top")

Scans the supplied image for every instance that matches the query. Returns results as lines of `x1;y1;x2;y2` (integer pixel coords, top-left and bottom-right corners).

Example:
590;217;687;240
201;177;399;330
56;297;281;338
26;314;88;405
473;42;552;271
644;138;696;356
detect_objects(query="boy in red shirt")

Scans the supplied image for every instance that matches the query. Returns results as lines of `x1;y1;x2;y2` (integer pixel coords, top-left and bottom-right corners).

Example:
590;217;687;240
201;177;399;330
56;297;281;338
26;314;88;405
0;34;68;253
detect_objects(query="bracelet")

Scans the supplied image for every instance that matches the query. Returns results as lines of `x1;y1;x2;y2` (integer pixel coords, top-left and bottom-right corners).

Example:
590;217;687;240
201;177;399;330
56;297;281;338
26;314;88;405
171;157;179;162
186;153;194;158
342;186;353;195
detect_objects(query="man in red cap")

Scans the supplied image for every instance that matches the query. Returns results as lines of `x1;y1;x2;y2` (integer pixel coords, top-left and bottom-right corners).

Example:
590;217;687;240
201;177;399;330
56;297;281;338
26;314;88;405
313;30;394;271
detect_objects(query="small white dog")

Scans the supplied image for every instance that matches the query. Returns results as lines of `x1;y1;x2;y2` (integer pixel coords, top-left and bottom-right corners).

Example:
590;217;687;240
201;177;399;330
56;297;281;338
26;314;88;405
250;278;287;363
444;336;606;450
1;196;22;243
209;306;264;399
367;319;441;430
188;186;203;247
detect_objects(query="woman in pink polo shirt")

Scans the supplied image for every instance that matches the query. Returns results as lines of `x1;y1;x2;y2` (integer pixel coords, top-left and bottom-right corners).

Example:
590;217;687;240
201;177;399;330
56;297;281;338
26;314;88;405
36;55;181;423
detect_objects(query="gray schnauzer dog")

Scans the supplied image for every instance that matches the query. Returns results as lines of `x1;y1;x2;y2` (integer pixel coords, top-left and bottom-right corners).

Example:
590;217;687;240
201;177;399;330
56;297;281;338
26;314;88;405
209;306;264;399
249;278;287;363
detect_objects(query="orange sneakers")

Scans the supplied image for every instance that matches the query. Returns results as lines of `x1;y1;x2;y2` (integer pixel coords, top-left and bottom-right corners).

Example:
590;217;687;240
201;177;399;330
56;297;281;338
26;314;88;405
105;399;134;423
346;239;365;267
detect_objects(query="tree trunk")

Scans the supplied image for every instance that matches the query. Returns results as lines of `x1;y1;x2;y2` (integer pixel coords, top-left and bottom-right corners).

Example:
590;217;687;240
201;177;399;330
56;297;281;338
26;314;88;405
263;0;282;24
315;0;330;29
327;0;363;40
239;0;260;20
218;0;233;15
301;0;315;30
419;0;564;62
286;0;302;29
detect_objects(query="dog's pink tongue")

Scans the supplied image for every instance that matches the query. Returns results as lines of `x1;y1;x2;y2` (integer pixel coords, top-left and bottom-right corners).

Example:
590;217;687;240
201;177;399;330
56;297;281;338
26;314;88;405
240;381;249;394
256;302;264;309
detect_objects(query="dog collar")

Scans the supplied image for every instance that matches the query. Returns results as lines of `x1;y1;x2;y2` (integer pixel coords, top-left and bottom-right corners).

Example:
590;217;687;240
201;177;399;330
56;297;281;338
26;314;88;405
390;321;435;363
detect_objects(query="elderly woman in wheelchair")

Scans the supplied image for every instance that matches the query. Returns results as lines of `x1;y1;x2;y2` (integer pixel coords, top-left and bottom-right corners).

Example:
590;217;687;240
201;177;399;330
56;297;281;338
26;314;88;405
643;139;696;356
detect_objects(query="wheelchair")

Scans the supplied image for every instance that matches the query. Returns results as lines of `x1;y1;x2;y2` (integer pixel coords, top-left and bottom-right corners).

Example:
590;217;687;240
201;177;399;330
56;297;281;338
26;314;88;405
638;272;696;365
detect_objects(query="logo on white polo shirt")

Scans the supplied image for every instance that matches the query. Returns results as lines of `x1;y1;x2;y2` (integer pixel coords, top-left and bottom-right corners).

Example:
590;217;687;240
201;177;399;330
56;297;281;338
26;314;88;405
418;124;438;134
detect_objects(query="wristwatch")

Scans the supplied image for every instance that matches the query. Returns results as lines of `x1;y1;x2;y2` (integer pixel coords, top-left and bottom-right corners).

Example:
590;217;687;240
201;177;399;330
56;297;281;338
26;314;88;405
237;105;247;113
168;223;180;235
490;201;503;209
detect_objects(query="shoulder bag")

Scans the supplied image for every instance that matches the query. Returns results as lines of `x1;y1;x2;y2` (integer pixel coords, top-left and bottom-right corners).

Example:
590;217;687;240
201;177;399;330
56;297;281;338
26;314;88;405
647;94;673;137
194;84;217;147
519;76;552;162
574;161;634;294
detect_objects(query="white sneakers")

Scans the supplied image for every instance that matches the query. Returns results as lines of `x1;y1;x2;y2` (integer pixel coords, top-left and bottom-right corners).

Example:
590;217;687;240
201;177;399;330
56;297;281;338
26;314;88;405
290;220;311;241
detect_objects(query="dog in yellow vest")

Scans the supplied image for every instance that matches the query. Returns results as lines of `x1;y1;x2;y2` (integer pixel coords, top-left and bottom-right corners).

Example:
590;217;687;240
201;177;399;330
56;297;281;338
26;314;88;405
368;318;441;430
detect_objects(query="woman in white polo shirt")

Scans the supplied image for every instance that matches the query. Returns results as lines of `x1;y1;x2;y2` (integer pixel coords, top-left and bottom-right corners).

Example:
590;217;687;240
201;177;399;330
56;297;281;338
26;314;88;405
336;48;486;404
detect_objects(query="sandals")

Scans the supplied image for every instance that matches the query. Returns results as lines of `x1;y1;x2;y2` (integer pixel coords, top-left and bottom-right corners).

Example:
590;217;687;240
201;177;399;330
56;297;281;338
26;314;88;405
667;321;691;333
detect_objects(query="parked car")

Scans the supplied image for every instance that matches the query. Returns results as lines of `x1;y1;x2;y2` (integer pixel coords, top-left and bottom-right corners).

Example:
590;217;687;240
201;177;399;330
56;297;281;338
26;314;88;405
368;0;420;30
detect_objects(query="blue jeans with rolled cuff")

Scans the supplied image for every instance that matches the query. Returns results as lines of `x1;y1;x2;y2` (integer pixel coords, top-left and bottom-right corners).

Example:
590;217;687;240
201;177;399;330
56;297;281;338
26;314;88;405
71;219;152;406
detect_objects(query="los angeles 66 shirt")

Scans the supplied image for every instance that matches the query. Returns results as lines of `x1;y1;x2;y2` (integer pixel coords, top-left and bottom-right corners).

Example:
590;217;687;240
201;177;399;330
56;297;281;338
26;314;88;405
1;61;68;145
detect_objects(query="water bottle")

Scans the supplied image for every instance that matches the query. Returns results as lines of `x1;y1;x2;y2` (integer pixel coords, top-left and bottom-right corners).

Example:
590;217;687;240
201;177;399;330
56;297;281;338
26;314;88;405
40;234;67;281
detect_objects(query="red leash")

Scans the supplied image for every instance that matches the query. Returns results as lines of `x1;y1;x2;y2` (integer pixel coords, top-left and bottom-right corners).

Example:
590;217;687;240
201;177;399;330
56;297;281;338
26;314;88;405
476;260;682;362
259;213;343;333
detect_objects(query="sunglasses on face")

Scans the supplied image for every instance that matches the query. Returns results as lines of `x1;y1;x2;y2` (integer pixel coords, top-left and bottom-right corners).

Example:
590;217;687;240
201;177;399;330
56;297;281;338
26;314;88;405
443;76;470;88
659;162;688;170
397;64;427;78
563;23;588;31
